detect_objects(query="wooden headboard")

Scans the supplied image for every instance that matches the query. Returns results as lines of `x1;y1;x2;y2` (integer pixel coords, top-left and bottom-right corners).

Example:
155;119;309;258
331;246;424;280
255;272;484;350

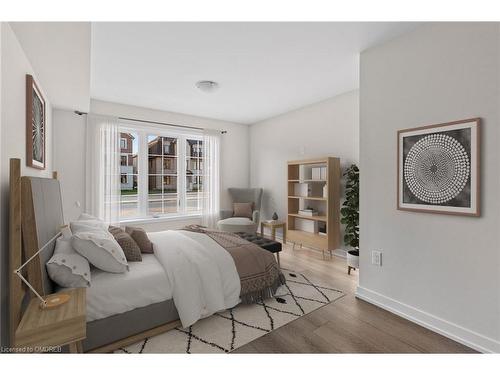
9;158;63;346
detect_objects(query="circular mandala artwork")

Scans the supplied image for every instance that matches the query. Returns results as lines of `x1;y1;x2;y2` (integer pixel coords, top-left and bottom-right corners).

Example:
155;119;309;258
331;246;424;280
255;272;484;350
404;134;470;204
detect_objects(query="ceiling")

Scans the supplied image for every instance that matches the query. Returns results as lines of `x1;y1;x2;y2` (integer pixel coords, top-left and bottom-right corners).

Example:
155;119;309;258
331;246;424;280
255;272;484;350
92;23;419;124
11;22;91;112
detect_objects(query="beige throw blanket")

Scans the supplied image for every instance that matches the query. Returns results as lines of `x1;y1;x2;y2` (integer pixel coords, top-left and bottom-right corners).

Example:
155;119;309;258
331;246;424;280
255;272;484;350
183;225;285;303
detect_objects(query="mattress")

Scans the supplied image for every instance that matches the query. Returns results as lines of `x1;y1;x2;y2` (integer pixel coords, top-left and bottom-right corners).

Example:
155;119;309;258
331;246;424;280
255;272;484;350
86;254;173;322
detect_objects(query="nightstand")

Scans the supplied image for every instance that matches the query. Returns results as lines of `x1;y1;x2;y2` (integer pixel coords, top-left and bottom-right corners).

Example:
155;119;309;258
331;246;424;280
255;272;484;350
15;288;86;353
260;220;286;244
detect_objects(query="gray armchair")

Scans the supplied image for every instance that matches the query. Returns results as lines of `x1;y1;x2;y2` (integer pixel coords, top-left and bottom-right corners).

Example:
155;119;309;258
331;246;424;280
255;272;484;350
217;188;263;233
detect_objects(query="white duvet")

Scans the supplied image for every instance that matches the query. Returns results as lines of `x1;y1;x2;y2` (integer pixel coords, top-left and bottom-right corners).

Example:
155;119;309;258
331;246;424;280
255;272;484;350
148;230;241;328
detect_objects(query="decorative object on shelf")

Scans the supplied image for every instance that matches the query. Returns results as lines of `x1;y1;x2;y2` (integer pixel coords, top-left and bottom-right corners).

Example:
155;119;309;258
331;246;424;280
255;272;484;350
294;182;323;197
268;195;279;222
341;164;359;275
26;74;46;170
398;118;480;216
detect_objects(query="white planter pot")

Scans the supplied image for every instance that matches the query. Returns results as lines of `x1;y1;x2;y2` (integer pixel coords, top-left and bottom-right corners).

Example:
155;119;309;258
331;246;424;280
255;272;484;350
347;250;359;269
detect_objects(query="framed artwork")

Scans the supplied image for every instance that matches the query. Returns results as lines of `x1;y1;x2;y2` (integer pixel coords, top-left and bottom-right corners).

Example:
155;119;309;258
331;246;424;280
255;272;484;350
26;74;46;170
397;118;480;216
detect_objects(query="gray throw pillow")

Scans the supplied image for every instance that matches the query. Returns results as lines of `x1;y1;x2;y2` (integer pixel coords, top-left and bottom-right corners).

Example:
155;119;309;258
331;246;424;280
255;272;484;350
125;226;154;254
109;226;142;262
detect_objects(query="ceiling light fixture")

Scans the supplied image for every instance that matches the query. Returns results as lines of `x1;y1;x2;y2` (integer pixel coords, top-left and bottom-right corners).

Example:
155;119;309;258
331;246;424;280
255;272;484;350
196;80;219;93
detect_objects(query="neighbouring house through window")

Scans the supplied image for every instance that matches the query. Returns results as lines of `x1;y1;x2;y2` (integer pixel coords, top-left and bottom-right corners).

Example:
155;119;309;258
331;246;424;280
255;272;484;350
118;124;207;221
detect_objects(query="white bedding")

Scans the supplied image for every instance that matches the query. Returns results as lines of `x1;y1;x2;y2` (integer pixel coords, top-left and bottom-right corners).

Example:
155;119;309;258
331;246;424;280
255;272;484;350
86;254;172;322
148;230;241;328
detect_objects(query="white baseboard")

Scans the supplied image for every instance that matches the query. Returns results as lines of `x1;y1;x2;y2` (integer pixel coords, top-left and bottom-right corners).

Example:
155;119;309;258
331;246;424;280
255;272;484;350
333;249;347;258
356;286;500;353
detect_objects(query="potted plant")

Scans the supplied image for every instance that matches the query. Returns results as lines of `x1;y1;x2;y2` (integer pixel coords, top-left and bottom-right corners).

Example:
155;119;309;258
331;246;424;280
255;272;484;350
341;164;359;274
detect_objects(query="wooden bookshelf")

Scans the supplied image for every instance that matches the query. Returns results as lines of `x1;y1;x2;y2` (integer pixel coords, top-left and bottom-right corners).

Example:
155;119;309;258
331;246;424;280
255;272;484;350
287;157;340;257
288;196;326;201
288;213;327;221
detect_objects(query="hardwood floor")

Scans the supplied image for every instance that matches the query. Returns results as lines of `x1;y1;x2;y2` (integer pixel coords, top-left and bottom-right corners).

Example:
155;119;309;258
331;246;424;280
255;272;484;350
233;242;477;353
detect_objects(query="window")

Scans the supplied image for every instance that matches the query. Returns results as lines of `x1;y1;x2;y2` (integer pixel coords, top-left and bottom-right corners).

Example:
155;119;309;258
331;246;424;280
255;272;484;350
186;139;204;212
118;125;205;221
119;132;139;218
148;135;178;215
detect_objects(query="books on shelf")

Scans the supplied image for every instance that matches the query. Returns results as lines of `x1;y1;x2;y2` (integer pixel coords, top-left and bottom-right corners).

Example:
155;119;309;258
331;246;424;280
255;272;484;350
298;209;318;216
299;164;327;181
311;166;327;181
318;222;327;236
311;167;321;180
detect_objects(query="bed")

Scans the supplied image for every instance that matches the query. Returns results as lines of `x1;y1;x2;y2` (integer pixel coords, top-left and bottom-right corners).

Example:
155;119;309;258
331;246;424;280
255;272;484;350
8;158;283;353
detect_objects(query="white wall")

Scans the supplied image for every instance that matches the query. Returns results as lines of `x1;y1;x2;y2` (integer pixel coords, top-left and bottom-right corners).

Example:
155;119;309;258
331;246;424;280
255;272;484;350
249;90;359;251
53;100;250;231
358;23;500;353
0;20;3;350
0;23;53;347
53;110;86;222
10;22;91;112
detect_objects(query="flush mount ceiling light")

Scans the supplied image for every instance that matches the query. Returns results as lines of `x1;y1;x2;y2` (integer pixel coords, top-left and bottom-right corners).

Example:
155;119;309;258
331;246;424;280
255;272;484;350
195;80;219;93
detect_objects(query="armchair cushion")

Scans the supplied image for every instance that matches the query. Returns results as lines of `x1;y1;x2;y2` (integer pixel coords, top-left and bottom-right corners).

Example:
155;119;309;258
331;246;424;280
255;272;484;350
233;202;253;219
217;217;257;234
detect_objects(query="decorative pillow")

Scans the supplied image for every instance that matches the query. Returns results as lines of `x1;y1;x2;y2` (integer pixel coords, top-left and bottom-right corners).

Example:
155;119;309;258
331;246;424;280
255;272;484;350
72;229;129;273
109;226;142;262
233;202;253;219
46;237;91;288
71;213;108;233
125;226;154;254
78;213;98;220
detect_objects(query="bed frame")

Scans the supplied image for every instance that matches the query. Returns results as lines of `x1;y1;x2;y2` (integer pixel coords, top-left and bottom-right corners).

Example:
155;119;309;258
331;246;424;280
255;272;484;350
8;158;180;353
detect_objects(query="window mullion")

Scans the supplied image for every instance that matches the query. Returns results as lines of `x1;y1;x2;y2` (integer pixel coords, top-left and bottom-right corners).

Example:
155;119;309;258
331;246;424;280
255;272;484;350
138;130;148;218
178;136;186;214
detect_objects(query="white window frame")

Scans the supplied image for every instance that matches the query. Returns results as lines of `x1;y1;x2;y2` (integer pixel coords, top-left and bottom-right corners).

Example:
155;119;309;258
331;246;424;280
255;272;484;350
118;122;203;222
120;137;127;149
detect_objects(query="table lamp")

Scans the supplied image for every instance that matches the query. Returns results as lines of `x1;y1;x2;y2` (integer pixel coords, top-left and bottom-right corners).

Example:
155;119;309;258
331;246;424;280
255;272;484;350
14;224;72;309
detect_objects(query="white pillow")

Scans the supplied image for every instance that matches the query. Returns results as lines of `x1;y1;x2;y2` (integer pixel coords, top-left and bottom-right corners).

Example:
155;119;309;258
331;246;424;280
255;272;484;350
78;213;97;220
70;213;108;233
72;229;129;273
47;237;91;288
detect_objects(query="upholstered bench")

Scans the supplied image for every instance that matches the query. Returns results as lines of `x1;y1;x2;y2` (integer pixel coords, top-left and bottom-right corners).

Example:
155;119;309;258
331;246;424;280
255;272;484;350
235;232;282;266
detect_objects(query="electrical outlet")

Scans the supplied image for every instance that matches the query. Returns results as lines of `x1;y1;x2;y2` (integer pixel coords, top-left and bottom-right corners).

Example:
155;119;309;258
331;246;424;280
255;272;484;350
372;250;382;266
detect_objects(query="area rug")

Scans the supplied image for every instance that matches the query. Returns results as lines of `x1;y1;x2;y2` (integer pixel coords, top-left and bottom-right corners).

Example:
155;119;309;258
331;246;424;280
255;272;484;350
117;270;344;353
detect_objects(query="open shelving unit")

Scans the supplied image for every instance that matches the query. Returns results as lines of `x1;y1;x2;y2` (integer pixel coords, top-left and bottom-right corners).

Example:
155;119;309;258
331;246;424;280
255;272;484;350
287;157;340;257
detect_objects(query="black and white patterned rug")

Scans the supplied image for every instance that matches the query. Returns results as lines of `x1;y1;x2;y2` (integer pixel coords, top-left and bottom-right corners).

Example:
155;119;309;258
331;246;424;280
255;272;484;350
117;270;344;353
